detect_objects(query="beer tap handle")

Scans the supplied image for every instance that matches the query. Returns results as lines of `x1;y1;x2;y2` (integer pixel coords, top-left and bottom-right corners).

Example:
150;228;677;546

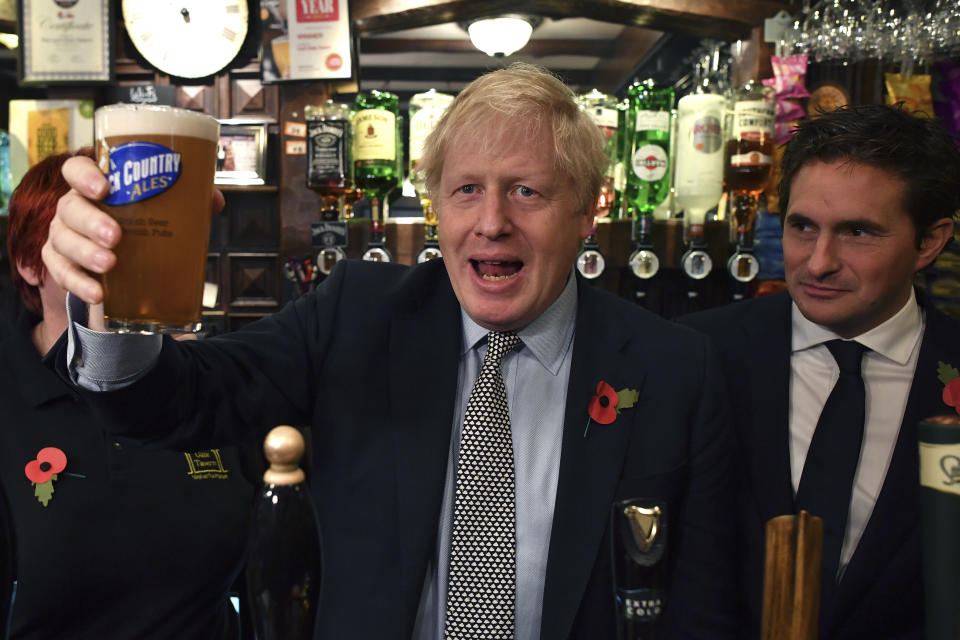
246;426;322;640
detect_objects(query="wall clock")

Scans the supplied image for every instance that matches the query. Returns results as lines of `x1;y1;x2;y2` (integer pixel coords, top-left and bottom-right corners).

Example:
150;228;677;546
122;0;249;78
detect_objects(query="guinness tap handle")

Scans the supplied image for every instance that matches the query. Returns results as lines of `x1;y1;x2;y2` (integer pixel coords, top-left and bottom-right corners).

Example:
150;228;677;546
918;414;960;639
246;426;322;640
611;498;667;639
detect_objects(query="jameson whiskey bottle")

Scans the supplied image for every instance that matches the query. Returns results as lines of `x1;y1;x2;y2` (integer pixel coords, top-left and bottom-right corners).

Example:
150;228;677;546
409;89;454;262
353;90;399;222
724;80;774;288
577;89;620;219
361;202;392;262
305;100;352;193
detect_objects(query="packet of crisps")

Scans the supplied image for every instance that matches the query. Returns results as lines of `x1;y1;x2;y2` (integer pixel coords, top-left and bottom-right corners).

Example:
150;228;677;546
885;73;934;117
763;55;811;99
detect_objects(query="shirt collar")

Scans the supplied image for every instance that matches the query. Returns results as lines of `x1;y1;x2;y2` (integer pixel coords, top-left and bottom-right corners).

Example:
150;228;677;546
791;287;923;365
460;270;578;376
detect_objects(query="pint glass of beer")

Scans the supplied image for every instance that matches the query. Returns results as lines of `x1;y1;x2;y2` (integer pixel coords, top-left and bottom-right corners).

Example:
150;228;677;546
95;104;220;333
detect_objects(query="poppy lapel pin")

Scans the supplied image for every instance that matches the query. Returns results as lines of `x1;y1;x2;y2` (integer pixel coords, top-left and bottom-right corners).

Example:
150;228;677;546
585;380;639;438
938;361;960;416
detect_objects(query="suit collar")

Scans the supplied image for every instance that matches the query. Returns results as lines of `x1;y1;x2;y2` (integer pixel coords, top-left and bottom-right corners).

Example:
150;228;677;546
387;261;463;628
744;292;796;519
541;278;640;640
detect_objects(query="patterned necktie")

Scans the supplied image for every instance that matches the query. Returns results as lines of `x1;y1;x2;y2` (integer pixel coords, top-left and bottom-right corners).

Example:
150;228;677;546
795;339;869;596
445;330;520;640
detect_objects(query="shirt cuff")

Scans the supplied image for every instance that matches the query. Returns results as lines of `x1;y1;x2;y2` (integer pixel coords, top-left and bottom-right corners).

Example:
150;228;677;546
66;292;162;391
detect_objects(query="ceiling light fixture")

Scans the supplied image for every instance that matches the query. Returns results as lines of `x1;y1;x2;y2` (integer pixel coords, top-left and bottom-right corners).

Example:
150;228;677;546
467;16;536;57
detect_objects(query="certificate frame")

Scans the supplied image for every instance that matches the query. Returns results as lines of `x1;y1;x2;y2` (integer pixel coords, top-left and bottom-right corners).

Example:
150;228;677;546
259;0;356;84
18;0;114;85
215;123;268;186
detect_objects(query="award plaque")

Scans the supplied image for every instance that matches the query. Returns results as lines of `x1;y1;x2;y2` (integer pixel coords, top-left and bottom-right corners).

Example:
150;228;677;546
18;0;113;85
611;498;667;640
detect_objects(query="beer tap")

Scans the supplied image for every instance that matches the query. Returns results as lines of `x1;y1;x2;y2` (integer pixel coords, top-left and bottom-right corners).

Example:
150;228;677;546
246;426;322;640
575;222;606;281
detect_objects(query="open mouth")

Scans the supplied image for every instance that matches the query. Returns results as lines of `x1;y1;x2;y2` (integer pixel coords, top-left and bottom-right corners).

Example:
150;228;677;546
471;259;523;281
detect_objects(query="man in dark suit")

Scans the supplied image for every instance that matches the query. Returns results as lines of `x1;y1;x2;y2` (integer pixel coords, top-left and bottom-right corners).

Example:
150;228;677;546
42;64;736;639
680;104;959;639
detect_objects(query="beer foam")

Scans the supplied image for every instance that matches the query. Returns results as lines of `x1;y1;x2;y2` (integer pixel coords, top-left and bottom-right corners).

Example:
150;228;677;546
96;104;219;142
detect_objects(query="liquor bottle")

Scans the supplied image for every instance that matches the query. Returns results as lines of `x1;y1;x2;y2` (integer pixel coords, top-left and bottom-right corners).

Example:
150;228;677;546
353;90;400;224
724;80;774;291
625;80;673;299
611;498;667;640
246;425;322;640
409;89;454;262
577;89;621;219
624;79;673;230
675;51;726;283
305;100;352;194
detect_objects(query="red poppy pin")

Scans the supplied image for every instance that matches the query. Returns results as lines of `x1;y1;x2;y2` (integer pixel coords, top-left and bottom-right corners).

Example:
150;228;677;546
939;361;960;416
24;447;68;507
585;381;639;437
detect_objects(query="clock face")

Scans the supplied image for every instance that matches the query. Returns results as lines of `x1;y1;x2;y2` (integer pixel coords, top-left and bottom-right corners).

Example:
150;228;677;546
123;0;250;78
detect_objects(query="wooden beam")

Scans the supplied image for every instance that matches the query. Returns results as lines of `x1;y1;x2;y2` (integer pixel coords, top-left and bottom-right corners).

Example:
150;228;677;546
590;25;665;93
359;65;596;88
360;38;618;58
352;0;791;40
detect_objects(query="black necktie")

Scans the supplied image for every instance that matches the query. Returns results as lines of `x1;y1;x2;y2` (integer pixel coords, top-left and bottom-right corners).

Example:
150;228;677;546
795;339;869;596
445;331;519;640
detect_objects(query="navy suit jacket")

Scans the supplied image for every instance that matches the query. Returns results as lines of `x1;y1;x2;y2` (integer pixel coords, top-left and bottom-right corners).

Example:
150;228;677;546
680;290;960;639
64;259;737;639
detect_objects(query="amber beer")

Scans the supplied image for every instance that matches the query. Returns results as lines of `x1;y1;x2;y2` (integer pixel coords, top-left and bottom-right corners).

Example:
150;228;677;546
95;104;219;333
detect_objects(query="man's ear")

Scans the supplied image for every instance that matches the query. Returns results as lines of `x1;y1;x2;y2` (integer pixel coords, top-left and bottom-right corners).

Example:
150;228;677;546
916;218;955;270
15;260;42;287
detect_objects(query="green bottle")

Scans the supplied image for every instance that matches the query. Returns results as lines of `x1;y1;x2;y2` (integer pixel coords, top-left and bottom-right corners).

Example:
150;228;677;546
625;80;674;245
352;90;399;220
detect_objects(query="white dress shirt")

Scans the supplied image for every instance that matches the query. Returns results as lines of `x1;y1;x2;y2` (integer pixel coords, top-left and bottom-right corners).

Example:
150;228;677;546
789;289;924;573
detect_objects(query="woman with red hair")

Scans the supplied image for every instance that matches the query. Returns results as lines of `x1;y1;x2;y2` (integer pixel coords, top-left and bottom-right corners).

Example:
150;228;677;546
2;149;257;639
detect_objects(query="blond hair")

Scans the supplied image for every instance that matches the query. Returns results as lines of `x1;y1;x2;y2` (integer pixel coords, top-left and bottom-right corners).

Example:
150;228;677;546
419;63;606;217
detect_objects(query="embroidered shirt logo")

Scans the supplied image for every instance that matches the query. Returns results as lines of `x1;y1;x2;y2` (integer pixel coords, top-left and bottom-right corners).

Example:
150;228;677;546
184;449;229;480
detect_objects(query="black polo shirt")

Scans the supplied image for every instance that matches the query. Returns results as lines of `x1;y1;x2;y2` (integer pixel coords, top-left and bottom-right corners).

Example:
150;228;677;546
1;312;257;639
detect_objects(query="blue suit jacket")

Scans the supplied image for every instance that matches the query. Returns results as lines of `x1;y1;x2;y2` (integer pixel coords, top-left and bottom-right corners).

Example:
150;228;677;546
64;258;738;639
680;290;960;639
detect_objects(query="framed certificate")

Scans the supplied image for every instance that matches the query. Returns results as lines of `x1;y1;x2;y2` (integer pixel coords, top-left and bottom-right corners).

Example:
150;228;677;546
260;0;354;83
215;123;268;186
18;0;113;85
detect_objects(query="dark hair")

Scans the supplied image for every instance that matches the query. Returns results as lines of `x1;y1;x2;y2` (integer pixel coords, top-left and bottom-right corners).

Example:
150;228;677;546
7;148;95;315
778;104;960;241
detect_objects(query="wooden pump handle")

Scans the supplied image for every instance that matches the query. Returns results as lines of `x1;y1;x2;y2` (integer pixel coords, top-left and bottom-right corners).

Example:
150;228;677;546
262;425;306;486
